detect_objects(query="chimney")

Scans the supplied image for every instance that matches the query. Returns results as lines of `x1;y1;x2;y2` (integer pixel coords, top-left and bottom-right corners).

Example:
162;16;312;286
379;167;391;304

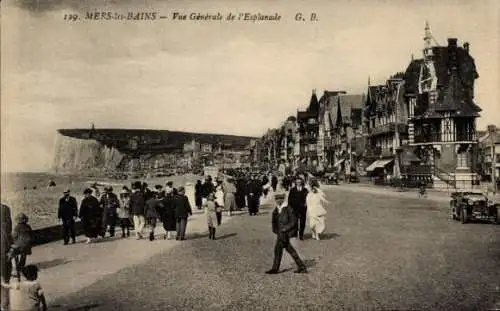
447;38;458;47
448;38;458;70
463;42;470;53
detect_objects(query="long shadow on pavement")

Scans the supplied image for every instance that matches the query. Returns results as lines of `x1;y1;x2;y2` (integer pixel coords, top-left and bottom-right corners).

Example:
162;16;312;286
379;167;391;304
302;232;340;240
304;258;318;268
35;258;71;270
216;233;237;240
67;303;101;311
188;232;210;240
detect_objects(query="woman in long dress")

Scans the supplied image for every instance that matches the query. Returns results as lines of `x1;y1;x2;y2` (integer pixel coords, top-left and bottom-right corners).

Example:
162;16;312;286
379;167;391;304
223;178;237;217
306;178;328;240
79;188;103;243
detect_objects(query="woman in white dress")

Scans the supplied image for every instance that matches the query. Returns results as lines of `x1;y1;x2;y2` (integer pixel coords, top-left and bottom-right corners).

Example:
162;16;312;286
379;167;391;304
306;178;328;240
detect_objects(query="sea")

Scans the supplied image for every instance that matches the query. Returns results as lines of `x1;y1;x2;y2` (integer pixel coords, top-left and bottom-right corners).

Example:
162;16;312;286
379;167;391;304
1;172;200;230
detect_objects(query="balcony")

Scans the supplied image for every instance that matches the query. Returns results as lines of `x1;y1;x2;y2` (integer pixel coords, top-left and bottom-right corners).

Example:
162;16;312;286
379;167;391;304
367;123;407;137
401;164;433;175
413;131;476;144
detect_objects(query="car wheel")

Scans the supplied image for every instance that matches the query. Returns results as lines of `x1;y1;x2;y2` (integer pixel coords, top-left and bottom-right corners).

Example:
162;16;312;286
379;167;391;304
461;207;467;224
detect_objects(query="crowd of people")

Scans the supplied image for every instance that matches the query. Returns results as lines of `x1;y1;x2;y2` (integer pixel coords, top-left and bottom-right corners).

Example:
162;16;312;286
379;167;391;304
0;170;330;310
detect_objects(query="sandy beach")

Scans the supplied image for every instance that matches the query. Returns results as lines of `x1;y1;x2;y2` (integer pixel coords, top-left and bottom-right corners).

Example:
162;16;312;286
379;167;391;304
1;172;203;229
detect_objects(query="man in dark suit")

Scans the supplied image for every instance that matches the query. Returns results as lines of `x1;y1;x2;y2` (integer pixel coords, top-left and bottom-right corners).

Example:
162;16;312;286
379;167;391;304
1;204;13;311
173;186;193;240
247;175;262;215
58;190;78;245
287;177;308;240
266;193;307;274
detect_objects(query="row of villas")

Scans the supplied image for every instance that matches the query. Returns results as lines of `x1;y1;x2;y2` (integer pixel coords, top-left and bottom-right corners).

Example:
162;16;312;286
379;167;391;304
182;139;253;171
255;23;491;190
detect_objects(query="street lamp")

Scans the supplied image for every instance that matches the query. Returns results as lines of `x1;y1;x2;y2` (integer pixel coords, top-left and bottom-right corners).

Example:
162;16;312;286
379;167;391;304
487;124;497;194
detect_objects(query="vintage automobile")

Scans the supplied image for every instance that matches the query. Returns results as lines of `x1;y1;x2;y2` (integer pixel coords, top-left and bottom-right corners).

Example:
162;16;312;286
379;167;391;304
449;191;500;224
324;172;339;185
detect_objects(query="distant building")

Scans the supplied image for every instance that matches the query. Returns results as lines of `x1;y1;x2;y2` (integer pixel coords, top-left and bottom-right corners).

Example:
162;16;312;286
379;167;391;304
297;90;320;171
327;93;364;177
478;127;500;181
364;75;408;179
201;143;213;153
280;116;298;170
318;91;348;169
183;139;201;153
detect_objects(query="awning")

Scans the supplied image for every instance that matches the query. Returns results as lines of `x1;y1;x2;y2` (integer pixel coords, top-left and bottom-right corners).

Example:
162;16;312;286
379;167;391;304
365;160;380;172
333;159;345;167
377;159;394;168
365;159;394;172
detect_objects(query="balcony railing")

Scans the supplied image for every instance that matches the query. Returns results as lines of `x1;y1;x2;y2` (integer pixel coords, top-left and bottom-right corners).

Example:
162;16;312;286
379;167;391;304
413;131;476;144
367;123;407;136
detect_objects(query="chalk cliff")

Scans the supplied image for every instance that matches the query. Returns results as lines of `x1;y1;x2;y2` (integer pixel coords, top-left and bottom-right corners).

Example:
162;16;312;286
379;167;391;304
52;134;124;176
52;128;255;176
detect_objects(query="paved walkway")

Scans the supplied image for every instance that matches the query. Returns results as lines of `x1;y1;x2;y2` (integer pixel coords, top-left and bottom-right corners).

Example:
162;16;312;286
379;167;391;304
26;208;239;306
325;183;452;203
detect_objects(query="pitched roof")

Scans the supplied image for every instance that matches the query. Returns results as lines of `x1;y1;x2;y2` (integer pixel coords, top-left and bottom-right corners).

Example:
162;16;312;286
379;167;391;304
404;59;424;94
405;44;481;118
328;94;365;127
365;80;407;121
307;91;319;114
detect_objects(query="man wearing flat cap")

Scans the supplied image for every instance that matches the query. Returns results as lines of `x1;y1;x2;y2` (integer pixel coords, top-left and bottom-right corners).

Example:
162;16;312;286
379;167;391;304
58;189;78;245
266;192;307;274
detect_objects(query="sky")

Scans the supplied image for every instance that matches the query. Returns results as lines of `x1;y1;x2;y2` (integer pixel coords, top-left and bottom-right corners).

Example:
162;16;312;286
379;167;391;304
1;0;499;172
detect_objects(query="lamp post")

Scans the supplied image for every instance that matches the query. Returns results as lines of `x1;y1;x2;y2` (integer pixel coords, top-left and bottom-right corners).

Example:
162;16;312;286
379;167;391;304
488;124;497;194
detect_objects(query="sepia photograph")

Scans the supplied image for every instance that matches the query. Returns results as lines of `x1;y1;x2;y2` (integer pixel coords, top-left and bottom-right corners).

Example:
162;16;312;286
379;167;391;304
1;0;499;310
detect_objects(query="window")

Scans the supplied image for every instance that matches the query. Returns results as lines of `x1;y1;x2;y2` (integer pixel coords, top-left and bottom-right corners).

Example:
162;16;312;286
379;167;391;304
408;98;416;118
457;151;470;168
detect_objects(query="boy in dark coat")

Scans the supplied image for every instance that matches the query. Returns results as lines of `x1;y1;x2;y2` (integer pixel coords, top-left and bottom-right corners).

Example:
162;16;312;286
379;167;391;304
144;192;162;241
8;213;33;276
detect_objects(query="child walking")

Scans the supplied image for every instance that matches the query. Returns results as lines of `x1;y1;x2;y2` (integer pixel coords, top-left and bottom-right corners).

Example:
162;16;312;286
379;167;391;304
8;213;33;277
1;265;47;311
204;193;218;240
118;189;132;238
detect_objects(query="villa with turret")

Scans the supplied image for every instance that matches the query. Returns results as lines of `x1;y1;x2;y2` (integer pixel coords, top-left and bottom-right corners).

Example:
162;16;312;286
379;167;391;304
401;22;482;189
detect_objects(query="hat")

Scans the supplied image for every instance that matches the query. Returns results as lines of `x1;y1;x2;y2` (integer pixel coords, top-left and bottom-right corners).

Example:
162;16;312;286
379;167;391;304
120;189;129;195
274;192;286;200
166;181;173;187
16;213;28;224
83;188;93;195
63;189;70;194
177;186;185;193
310;179;320;188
